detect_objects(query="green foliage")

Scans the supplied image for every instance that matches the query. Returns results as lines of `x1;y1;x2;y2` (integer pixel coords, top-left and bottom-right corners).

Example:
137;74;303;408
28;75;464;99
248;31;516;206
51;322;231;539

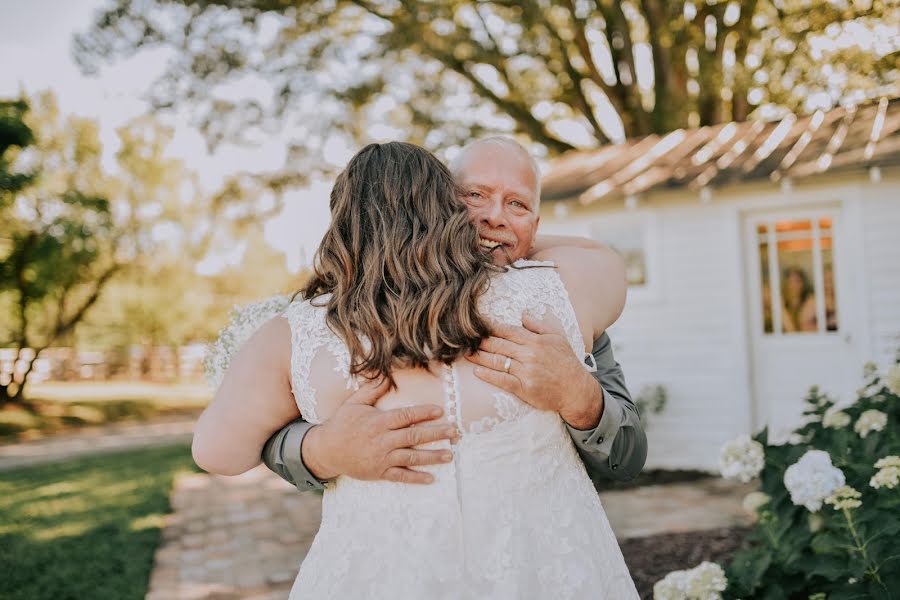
635;383;667;428
0;94;120;404
0;443;201;599
75;0;899;174
0;99;35;206
723;360;900;599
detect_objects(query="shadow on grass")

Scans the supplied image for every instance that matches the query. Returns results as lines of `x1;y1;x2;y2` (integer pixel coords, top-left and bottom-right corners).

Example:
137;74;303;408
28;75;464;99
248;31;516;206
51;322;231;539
0;399;201;441
0;444;201;600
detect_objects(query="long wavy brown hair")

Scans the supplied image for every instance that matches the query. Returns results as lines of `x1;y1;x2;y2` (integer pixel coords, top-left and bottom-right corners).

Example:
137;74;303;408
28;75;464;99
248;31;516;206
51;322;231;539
300;142;496;385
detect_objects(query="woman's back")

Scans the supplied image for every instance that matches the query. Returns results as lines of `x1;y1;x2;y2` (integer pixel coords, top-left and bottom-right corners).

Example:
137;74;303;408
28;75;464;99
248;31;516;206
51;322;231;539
286;260;639;599
284;260;590;432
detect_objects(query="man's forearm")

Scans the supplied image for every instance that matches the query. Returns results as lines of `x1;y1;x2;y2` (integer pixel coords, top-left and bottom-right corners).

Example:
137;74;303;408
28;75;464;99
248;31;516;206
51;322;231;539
565;333;648;482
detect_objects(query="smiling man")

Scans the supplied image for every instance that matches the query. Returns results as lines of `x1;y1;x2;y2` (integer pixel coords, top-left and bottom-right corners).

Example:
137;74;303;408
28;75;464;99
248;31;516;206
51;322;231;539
260;136;647;490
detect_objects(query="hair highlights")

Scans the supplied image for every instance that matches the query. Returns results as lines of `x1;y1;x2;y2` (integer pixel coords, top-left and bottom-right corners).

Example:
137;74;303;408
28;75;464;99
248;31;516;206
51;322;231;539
301;142;496;385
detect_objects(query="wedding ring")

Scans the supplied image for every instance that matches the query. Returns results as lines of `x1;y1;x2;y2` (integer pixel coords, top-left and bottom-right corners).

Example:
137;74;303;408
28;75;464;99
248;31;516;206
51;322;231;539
503;356;512;373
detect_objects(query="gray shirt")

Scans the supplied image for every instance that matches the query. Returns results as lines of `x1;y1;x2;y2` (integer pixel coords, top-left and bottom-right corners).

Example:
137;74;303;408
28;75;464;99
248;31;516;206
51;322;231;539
261;332;647;491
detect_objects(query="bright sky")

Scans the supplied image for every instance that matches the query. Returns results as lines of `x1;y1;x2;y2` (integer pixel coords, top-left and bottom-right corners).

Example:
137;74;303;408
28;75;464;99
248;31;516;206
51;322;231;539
0;0;332;274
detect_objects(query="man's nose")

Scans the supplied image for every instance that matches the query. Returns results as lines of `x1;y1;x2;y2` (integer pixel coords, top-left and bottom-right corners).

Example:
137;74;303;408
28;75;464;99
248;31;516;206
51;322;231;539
480;198;505;227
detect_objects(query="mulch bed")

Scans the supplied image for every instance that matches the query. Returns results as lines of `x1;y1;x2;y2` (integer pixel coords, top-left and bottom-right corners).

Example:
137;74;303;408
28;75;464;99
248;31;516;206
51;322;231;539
620;526;753;598
600;468;716;491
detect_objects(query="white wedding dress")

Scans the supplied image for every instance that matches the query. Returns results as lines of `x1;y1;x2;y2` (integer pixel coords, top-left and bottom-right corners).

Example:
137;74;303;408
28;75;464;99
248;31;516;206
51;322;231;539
284;260;639;599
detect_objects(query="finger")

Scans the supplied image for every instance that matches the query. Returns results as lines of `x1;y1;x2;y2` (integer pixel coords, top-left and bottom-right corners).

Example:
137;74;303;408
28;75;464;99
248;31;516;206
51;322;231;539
382;466;435;485
489;322;537;344
386;423;459;448
465;350;520;375
345;377;391;406
388;448;454;468
479;336;526;360
472;365;521;395
382;404;444;430
521;312;557;335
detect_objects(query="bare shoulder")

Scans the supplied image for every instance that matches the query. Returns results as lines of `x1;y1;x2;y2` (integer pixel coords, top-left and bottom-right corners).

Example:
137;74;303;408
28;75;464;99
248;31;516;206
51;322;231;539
532;244;625;283
532;245;627;335
230;315;292;382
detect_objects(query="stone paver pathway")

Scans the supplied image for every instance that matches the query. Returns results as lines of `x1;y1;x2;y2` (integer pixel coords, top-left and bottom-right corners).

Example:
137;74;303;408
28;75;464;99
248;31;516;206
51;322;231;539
0;416;196;471
147;466;756;600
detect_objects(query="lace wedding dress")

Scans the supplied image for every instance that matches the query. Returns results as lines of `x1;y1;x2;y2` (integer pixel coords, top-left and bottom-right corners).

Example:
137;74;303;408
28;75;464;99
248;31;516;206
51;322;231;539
283;260;639;599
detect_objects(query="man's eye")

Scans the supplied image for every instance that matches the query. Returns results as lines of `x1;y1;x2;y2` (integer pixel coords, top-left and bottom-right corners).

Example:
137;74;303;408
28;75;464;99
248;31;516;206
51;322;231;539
469;191;482;198
510;200;526;208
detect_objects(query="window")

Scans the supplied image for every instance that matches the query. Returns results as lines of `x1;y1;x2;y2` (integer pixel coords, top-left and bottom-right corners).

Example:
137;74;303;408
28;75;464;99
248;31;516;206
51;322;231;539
590;218;650;287
756;217;838;335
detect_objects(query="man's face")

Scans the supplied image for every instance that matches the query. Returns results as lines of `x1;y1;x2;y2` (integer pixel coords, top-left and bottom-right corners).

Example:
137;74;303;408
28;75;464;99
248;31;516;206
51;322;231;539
456;145;540;265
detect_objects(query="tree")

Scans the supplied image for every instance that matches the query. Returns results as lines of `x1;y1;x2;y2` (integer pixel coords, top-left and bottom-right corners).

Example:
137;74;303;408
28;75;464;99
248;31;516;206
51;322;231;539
0;93;118;405
75;0;899;168
0;100;35;208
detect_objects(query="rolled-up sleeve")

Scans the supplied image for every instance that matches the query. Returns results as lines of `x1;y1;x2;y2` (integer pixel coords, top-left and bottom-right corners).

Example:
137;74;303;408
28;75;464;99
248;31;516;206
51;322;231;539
564;332;648;481
261;418;327;492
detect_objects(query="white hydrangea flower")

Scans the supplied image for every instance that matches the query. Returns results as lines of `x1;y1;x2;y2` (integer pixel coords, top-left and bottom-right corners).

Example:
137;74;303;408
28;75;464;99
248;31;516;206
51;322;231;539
718;435;765;483
784;450;846;512
862;362;878;378
886;364;900;396
822;410;851;429
824;485;862;511
870;455;900;490
653;562;727;600
854;409;887;438
203;294;293;389
742;491;771;515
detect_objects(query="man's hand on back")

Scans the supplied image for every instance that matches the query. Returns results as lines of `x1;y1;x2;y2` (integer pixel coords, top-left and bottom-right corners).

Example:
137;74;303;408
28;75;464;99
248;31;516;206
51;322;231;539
465;314;604;430
302;379;460;484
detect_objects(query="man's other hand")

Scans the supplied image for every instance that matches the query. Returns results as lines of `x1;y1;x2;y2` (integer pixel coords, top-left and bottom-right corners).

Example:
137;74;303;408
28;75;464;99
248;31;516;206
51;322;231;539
465;314;603;430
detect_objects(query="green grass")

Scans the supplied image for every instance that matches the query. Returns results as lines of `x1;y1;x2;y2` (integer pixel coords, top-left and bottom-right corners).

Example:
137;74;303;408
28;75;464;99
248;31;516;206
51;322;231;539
0;443;201;599
0;381;210;440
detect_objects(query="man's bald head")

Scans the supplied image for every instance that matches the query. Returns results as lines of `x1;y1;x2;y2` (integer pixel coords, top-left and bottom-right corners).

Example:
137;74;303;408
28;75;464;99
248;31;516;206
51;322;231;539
450;136;541;208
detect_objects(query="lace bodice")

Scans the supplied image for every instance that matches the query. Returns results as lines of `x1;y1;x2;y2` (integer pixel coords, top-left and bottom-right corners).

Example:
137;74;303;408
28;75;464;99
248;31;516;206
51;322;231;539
282;259;592;435
283;260;638;599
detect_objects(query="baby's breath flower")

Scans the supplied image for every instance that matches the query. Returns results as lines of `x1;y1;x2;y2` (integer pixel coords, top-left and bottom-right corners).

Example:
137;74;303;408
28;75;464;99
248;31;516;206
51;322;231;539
824;485;862;511
854;409;887;438
203;294;292;389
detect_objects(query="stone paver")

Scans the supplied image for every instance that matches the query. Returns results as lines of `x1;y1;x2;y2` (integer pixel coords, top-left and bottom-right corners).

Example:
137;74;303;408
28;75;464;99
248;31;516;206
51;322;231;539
148;466;757;600
147;466;319;600
0;416;196;471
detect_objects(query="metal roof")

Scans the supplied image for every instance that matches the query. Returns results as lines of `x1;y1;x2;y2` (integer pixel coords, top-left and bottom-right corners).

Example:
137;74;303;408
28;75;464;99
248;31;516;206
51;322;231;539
541;96;900;204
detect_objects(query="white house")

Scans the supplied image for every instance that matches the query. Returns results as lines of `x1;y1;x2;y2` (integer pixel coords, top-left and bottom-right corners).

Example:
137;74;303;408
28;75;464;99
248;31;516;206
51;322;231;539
539;97;900;471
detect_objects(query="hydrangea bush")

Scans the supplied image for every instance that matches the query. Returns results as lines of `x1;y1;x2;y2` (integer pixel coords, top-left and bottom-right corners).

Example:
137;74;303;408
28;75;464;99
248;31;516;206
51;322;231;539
664;357;900;599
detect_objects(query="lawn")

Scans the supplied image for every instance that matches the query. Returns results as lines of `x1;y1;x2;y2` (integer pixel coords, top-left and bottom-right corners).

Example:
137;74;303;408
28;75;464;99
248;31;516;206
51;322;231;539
0;443;201;599
0;381;210;440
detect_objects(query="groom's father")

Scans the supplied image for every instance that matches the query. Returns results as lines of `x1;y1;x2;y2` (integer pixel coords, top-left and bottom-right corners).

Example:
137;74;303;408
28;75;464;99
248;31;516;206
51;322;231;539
261;137;647;489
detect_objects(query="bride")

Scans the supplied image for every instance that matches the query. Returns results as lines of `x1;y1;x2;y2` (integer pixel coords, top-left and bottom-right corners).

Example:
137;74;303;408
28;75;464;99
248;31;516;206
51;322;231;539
193;141;639;598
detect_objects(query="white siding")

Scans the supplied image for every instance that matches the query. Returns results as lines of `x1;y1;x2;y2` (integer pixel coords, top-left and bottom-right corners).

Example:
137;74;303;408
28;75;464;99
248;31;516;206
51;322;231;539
547;204;753;472
542;172;899;472
860;183;900;367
